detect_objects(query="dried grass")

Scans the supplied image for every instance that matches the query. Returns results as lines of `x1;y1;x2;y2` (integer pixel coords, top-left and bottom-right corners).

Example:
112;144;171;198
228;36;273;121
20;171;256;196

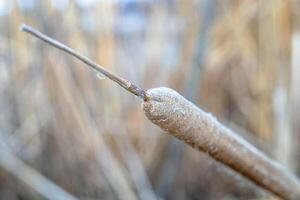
0;0;299;199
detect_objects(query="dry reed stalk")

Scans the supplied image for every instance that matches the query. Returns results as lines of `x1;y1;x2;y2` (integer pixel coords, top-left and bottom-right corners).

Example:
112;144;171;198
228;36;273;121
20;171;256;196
0;142;78;200
21;24;300;200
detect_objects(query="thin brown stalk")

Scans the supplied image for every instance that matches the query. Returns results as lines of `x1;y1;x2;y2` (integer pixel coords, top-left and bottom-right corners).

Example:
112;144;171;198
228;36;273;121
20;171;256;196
143;87;300;200
20;24;149;101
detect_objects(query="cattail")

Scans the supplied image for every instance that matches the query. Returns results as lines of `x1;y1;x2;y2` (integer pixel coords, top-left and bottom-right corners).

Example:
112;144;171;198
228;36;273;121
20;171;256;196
143;87;300;200
21;24;300;200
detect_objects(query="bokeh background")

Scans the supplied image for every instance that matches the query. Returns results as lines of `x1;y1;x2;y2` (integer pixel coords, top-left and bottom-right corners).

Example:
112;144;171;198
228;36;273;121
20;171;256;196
0;0;300;199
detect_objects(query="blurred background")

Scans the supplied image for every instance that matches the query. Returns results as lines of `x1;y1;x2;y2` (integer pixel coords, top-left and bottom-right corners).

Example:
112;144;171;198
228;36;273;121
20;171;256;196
0;0;300;199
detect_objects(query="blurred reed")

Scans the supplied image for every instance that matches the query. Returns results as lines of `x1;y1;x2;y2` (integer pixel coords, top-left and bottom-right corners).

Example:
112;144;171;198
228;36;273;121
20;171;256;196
0;0;299;199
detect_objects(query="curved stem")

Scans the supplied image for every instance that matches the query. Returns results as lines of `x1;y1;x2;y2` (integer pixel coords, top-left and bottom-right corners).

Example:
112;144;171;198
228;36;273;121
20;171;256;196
20;24;149;101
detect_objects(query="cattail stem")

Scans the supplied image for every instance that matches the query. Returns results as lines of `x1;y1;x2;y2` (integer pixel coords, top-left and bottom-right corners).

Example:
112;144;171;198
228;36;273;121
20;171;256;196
143;87;300;200
20;24;149;101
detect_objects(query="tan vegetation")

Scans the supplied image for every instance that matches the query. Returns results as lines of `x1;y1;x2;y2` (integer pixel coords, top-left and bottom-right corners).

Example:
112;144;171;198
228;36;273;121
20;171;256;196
0;0;300;199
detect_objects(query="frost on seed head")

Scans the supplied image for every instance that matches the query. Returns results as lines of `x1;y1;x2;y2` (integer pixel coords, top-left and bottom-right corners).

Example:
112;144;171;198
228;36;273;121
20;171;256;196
142;87;192;134
146;87;181;100
142;87;182;124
